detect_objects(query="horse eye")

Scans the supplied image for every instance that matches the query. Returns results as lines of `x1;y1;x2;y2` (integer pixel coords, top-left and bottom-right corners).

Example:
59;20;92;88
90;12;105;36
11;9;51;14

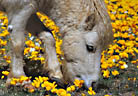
86;45;96;53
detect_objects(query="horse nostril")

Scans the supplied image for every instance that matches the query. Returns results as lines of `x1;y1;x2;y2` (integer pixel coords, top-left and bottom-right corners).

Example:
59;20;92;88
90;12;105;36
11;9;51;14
75;75;82;81
76;75;81;78
91;82;96;87
91;81;98;91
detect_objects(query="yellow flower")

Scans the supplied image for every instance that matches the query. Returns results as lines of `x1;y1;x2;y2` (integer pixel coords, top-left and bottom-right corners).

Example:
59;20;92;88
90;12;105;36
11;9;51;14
35;46;40;50
126;41;134;47
6;60;11;64
81;93;86;96
1;75;4;79
112;70;119;76
133;48;138;54
66;85;75;92
2;71;9;76
101;62;109;69
70;85;75;91
42;77;49;81
117;40;126;45
31;51;38;56
35;81;40;88
51;88;58;93
39;76;44;83
25;40;35;47
110;14;116;20
19;76;30;83
113;32;122;38
10;80;16;85
88;87;96;95
24;48;30;55
42;81;57;91
28;88;35;93
131;61;137;64
122;33;129;38
133;77;136;81
120;64;128;69
0;30;10;37
119;61;126;65
0;39;7;46
114;55;120;61
66;87;71;92
3;55;11;61
28;33;32;37
39;57;45;64
56;89;70;96
74;79;84;88
119;52;128;58
104;95;111;96
36;11;63;63
103;70;110;78
128;78;131;80
129;34;135;40
3;18;8;25
0;48;6;55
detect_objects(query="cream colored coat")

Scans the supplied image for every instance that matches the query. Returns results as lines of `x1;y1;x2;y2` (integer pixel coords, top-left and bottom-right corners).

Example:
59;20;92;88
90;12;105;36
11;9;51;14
0;0;113;87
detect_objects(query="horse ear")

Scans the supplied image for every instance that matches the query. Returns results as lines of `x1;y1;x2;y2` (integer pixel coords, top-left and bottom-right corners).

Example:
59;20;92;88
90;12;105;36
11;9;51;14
93;0;113;50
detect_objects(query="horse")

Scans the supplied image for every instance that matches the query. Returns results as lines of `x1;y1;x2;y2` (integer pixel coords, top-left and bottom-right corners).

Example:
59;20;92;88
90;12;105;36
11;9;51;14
0;0;113;88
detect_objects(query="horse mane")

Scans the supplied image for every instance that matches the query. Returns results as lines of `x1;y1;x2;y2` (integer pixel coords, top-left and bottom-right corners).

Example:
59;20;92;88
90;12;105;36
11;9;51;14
93;0;113;49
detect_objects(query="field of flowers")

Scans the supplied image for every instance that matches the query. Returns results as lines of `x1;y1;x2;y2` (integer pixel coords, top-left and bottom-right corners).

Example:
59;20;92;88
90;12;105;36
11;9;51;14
0;0;138;96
